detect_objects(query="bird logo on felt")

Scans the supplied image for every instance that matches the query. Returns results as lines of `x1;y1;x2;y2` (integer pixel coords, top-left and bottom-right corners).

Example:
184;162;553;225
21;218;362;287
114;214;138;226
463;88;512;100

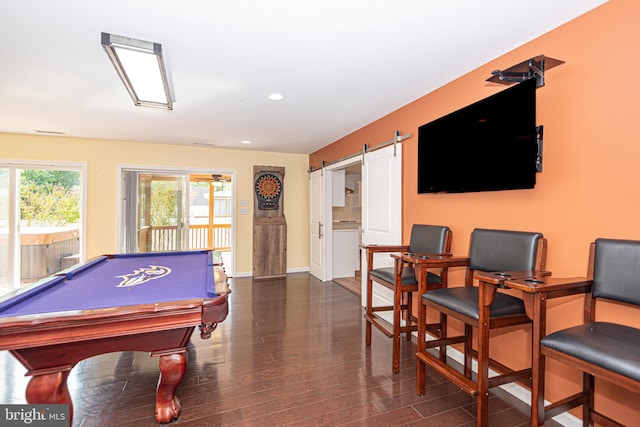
116;265;172;287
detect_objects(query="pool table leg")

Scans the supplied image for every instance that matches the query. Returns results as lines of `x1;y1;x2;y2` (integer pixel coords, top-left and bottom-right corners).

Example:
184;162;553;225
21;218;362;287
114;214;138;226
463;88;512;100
154;349;188;424
25;368;73;420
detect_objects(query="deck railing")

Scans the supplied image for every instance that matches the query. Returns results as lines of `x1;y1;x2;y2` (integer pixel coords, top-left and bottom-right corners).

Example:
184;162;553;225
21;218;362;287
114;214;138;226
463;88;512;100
150;224;231;252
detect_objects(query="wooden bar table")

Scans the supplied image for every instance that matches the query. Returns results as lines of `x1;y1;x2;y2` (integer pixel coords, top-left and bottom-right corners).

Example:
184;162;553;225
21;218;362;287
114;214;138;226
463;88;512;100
394;252;470;389
475;272;591;427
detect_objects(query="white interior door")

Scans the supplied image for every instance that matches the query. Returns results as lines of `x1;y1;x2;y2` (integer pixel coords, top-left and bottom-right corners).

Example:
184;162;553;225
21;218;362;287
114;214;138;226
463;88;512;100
360;144;402;307
309;169;326;280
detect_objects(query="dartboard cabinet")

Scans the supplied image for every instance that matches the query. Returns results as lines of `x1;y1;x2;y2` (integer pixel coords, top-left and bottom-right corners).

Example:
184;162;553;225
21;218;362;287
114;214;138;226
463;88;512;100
252;165;287;279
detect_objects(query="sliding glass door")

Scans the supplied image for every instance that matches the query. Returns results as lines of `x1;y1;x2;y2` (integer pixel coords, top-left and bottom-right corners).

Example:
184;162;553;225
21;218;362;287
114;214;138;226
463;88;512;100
0;163;84;297
120;167;235;275
122;170;189;253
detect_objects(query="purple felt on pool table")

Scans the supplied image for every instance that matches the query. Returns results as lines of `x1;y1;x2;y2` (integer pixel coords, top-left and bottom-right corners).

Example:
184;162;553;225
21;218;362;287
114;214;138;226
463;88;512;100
0;251;218;317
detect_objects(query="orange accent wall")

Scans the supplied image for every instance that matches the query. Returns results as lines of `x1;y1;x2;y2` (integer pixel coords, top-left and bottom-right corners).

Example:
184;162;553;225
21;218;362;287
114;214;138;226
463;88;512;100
310;0;640;423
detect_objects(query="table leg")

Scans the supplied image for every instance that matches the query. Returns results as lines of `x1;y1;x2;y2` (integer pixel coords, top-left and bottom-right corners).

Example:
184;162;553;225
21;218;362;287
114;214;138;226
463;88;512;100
365;252;374;346
392;276;402;373
415;263;427;395
365;286;373;346
25;369;73;421
477;282;497;427
524;292;547;427
154;350;188;424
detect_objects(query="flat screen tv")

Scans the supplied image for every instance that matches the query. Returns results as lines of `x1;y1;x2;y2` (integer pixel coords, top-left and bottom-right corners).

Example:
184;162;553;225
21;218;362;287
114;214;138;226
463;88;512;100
417;77;537;194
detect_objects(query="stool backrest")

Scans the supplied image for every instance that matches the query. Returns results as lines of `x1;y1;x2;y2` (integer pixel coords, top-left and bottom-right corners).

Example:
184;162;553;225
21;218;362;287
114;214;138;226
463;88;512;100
592;238;640;307
408;224;452;254
468;228;545;273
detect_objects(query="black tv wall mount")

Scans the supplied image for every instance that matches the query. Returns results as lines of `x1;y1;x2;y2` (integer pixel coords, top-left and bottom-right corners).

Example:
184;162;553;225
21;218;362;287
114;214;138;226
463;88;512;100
536;125;543;172
487;55;564;88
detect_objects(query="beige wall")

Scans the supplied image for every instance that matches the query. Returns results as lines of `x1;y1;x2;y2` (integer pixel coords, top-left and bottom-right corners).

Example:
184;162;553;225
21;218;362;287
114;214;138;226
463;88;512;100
1;133;309;275
310;0;639;424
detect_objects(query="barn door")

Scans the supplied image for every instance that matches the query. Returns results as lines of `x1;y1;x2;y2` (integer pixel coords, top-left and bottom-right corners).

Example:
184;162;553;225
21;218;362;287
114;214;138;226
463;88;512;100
360;144;402;306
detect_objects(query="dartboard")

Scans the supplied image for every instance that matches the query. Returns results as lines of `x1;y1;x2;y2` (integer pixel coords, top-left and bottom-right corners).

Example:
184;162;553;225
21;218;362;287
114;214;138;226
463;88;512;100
255;173;282;209
255;174;281;199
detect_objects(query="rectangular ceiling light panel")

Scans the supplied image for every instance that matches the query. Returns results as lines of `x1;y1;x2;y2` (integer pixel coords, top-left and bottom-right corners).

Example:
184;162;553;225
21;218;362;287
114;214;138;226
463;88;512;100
101;32;173;109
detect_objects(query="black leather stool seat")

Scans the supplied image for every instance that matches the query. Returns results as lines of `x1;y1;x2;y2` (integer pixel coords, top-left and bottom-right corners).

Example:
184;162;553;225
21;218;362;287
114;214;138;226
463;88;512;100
370;267;442;286
541;322;640;382
424;286;526;320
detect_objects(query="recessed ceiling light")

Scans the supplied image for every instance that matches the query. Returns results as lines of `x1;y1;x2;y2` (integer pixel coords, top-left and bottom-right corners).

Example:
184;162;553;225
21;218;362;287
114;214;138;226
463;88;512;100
241;140;252;145
267;93;285;101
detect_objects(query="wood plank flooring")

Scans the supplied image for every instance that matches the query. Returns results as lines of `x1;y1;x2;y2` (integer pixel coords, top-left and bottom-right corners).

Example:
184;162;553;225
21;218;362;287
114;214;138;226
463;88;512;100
0;273;545;426
332;276;361;296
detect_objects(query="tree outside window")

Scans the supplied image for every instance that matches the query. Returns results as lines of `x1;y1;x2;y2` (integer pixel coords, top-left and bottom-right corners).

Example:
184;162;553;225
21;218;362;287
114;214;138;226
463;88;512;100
20;170;80;227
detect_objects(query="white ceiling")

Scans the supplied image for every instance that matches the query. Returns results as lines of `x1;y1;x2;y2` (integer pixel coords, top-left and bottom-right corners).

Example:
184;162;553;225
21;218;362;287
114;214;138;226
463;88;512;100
0;1;607;155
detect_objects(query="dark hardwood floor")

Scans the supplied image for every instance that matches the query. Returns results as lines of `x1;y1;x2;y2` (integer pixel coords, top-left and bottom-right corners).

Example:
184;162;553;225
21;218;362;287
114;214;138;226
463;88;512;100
0;273;545;426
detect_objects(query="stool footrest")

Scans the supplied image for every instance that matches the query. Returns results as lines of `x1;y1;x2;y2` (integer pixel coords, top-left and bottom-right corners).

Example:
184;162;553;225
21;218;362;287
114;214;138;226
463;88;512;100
544;391;587;420
364;313;393;338
425;335;466;348
416;350;477;396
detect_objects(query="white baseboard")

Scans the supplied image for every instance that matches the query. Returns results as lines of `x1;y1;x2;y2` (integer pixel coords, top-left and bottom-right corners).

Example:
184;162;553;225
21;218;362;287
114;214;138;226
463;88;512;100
233;271;252;277
287;267;309;273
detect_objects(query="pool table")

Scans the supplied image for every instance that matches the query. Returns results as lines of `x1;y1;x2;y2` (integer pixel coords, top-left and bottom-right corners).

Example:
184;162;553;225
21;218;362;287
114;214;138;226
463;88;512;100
0;250;229;424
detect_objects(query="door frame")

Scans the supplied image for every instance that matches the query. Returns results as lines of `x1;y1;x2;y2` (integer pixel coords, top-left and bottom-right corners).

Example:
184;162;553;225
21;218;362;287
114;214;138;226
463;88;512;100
309;144;403;286
322;157;363;281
